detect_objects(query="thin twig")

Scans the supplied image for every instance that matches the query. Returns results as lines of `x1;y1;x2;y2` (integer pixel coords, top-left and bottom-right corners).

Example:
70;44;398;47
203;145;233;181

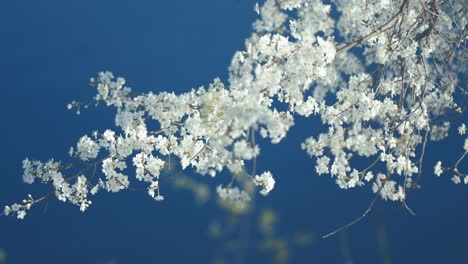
337;0;410;54
402;200;416;216
322;194;379;239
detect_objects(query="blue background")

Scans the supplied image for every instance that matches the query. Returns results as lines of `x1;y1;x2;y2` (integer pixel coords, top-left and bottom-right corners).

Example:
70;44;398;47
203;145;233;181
0;1;466;263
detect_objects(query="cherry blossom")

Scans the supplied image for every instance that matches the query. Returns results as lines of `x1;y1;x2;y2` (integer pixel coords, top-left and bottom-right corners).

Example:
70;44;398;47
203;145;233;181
2;0;466;226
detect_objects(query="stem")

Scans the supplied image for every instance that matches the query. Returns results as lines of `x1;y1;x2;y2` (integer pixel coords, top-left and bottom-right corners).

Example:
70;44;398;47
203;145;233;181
337;0;411;54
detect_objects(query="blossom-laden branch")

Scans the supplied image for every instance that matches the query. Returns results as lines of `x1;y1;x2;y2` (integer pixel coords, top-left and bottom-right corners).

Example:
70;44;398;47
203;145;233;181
3;0;467;238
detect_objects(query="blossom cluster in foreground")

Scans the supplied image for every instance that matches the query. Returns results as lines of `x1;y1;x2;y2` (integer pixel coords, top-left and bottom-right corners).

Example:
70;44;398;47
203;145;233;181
3;0;467;219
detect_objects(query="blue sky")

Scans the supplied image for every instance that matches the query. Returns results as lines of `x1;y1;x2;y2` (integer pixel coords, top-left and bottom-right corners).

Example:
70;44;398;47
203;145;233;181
0;1;467;263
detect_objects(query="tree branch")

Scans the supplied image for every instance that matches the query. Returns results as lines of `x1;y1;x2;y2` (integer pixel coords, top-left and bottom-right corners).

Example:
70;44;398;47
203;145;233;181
337;0;411;54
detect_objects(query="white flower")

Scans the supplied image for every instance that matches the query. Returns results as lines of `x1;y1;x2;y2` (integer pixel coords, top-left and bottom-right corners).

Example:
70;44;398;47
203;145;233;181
3;206;11;216
430;122;450;141
364;171;374;182
379;0;391;8
379;181;405;201
315;156;330;175
254;2;260;15
458;124;466;135
372;182;379;194
103;129;116;141
216;185;251;211
4;0;468;219
434;161;443;176
233;140;259;160
395;155;416;176
147;181;159;198
76;135;100;161
253;171;276;196
277;0;302;10
90;184;100;195
17;210;26;220
11;203;20;211
101;158;129;192
133;153;165;182
295;96;319;117
317;36;336;64
347;170;361;188
79;201;92;212
22;159;36;184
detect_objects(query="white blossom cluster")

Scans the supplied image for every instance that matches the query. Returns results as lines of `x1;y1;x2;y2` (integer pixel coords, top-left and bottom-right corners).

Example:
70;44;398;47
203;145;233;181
3;194;34;219
216;185;251;212
253;171;276;196
3;0;467;218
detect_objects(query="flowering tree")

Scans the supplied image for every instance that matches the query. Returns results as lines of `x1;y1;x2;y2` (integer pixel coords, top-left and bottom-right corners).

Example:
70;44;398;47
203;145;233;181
3;0;467;236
